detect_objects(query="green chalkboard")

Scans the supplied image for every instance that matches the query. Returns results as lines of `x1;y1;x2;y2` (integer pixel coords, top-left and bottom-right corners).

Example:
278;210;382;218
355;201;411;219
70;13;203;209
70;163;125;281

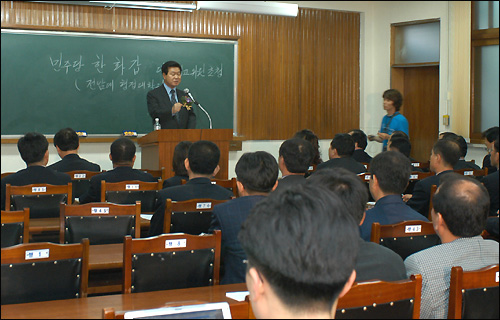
1;30;235;135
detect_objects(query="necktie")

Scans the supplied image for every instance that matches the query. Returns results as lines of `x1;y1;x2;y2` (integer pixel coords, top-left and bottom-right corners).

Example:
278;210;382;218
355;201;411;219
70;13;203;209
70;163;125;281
170;89;180;124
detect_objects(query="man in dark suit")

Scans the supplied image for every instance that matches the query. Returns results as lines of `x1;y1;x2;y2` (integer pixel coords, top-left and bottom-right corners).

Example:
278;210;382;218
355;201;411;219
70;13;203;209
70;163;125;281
406;139;461;217
149;140;233;236
79;137;157;204
482;139;499;216
48;127;101;172
273;138;314;193
1;132;71;210
388;137;423;172
439;132;481;170
316;133;366;174
146;60;196;129
348;129;372;164
209;151;278;284
481;127;499;174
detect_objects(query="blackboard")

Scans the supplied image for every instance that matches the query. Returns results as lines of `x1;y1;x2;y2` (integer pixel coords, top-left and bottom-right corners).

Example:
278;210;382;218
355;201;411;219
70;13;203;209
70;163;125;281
1;30;236;135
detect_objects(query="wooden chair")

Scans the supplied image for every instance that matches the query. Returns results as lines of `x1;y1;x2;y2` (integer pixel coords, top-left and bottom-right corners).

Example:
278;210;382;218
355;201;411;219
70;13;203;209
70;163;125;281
404;171;435;195
5;183;72;219
123;230;221;294
141;167;166;182
1;238;89;305
1;208;29;248
370;220;440;260
429;184;438;220
361;162;370;171
307;164;318;175
60;201;141;245
448;264;499;319
64;170;101;204
164;198;229;235
101;180;162;214
454;168;488;179
1;172;15;180
411;161;430;171
181;178;239;198
336;274;422;319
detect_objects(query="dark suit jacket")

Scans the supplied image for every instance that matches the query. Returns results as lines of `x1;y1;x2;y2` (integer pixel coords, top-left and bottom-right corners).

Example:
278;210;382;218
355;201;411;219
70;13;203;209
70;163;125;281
406;170;454;217
209;195;266;284
149;177;234;236
162;175;189;189
147;85;196;129
352;149;372;164
48;154;101;172
482;170;499;216
79;166;157;204
273;174;306;193
355;238;407;282
316;157;366;174
454;159;481;170
483;154;498;174
1;166;72;210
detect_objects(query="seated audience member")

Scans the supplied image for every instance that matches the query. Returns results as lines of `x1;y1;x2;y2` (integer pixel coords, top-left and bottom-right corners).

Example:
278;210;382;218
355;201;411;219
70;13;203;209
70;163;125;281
348;129;373;163
406;139;460;217
405;173;499;319
440;133;481;170
209;151;278;284
48;127;101;172
79;137;157;204
360;151;428;241
316;133;366;174
1;132;71;210
387;136;423;172
238;183;359;318
273;138;314;193
482;139;499;216
162;141;192;189
307;168;407;282
293;129;323;166
482;126;499;174
149;140;233;236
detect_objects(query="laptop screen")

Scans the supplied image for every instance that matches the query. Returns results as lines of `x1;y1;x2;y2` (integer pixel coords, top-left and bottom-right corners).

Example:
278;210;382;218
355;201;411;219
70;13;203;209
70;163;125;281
123;302;232;319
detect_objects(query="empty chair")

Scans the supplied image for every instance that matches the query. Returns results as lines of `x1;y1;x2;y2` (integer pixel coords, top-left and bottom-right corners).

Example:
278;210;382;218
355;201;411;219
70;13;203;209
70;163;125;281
123;230;221;293
336;274;422;319
1;238;89;305
1;208;29;248
370;220;440;260
64;170;102;204
448;264;499;319
60;201;141;245
101;180;161;214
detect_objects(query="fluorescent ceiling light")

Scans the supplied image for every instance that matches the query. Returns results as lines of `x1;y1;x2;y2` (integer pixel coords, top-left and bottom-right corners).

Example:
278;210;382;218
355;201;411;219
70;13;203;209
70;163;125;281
197;1;298;17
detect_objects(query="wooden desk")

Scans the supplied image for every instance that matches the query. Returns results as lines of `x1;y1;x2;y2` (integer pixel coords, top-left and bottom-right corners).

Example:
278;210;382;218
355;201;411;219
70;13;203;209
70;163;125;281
1;283;249;319
89;243;123;270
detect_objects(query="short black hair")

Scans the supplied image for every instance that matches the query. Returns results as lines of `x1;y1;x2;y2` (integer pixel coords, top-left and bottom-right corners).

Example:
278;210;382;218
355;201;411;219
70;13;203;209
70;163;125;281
187;140;220;175
53;127;79;151
239;183;359;313
161;60;182;75
382;89;403;111
330;133;355;157
432;139;461;167
279;138;314;174
433;173;489;237
439;132;458;140
17;132;49;165
494;139;499;153
370;151;411;194
348;129;368;150
293;129;322;166
172;141;192;176
110;137;136;164
482;126;499;143
390;130;409;141
389;136;412;158
306;168;368;224
235;151;278;193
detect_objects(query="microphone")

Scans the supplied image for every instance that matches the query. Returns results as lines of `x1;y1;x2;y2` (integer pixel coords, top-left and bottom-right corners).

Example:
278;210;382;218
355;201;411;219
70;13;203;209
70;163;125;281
183;88;212;129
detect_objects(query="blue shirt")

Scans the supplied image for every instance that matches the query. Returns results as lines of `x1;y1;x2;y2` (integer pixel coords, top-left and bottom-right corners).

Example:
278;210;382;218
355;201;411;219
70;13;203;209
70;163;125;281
380;112;409;148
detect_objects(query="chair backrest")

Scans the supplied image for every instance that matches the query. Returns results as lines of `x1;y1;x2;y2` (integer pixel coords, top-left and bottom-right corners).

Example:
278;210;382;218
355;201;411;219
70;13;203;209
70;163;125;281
429;184;438;220
101;180;162;213
123;230;221;294
64;170;102;204
448;264;499;319
164;198;229;235
411;161;430;170
336;274;422;319
1;208;30;248
181;178;239;198
1;238;89;305
141;167;166;182
5;183;72;219
307;164;318;175
404;171;435;194
60;201;141;245
370;220;440;260
454;168;488;178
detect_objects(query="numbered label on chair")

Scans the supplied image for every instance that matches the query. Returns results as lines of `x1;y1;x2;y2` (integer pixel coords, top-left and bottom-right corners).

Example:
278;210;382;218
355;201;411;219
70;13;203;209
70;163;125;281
165;239;186;248
308;166;314;171
211;181;216;184
496;272;499;283
25;249;49;260
91;207;110;214
74;173;86;179
412;162;420;167
126;184;139;190
364;175;371;181
405;225;422;233
196;202;212;209
410;174;418;180
32;186;46;193
464;171;473;176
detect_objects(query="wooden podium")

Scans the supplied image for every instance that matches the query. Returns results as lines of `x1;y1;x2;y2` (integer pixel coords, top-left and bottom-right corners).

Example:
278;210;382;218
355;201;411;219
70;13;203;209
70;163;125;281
138;129;233;180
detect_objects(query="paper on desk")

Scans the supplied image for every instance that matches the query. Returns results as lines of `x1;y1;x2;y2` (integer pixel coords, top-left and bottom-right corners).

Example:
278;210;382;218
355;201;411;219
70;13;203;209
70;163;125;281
226;291;249;302
141;214;153;221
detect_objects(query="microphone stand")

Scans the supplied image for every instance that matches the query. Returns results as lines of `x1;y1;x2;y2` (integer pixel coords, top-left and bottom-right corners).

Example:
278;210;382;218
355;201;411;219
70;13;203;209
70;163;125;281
187;92;212;129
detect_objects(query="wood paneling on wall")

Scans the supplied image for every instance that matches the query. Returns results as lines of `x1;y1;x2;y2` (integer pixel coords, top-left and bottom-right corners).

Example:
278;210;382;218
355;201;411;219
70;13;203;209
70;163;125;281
1;1;359;140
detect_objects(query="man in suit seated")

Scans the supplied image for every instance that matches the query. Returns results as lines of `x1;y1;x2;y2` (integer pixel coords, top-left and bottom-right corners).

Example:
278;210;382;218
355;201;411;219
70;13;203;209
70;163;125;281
48;127;101;172
388;136;423;172
359;151;429;241
307;167;407;282
209;151;278;284
348;129;373;164
482;139;499;217
481;126;499;174
1;132;71;210
316;133;366;174
273;138;314;193
405;173;499;319
406;139;461;217
149;140;233;236
439;132;481;170
79;137;157;204
239;183;359;318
